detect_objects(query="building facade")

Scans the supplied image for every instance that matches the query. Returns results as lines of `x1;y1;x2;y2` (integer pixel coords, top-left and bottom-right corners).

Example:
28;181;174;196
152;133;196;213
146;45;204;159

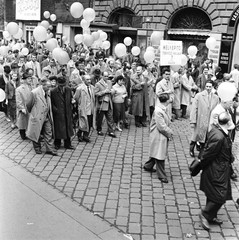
1;0;239;72
94;0;239;72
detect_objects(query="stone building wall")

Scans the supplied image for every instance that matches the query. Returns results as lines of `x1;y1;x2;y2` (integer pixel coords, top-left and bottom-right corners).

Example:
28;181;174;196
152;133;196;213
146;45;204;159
94;0;239;32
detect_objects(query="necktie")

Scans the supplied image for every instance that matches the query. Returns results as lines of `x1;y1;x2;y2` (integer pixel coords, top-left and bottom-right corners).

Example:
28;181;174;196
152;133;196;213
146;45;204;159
87;86;91;99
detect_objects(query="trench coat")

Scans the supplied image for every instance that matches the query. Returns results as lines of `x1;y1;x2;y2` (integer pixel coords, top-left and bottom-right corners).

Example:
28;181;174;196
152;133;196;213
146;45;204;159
95;79;113;111
26;86;54;142
74;83;96;132
172;72;182;110
149;105;173;160
50;86;74;140
190;90;219;143
129;73;150;117
200;124;233;204
16;83;32;129
181;74;196;106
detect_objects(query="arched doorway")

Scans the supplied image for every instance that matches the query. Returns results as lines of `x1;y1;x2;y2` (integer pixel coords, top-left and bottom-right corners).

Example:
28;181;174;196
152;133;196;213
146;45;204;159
167;7;212;64
108;8;137;54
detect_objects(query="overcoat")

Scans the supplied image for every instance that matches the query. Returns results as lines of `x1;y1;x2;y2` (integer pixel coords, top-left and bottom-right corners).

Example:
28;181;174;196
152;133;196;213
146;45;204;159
26;85;54;142
16;83;32;129
171;72;182;110
149;105;173;160
95;79;113;111
26;86;54;142
129;73;150;117
73;83;96;132
190;90;219;142
200;124;233;204
50;86;74;140
181;74;196;106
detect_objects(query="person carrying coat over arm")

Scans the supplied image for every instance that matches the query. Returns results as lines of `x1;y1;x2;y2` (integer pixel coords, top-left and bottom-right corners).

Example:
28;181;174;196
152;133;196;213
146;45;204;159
199;112;234;231
143;93;173;183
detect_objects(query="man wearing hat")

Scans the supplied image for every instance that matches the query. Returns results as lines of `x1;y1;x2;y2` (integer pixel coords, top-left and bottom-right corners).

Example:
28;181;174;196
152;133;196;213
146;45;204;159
91;67;101;86
26;78;57;155
50;76;75;150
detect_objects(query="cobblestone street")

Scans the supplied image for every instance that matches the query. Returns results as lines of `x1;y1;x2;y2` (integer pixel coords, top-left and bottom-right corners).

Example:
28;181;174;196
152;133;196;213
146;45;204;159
0;112;239;240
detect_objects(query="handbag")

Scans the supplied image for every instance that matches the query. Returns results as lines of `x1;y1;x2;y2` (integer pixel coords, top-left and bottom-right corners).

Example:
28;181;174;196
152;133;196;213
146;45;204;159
189;159;202;177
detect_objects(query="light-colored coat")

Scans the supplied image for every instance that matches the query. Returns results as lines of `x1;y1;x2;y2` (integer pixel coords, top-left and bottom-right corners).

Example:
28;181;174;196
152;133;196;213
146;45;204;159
74;83;96;132
26;86;53;142
95;79;113;111
16;83;32;130
181;74;196;106
172;72;182;110
149;105;173;160
190;90;219;142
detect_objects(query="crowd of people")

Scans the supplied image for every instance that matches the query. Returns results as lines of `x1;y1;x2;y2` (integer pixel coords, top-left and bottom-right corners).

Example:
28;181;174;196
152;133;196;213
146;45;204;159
0;40;239;231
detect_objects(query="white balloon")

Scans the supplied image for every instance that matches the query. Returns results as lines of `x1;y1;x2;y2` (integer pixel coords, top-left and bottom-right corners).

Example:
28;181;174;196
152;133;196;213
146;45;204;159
181;54;188;66
13;28;23;39
0;89;6;102
217;82;237;102
187;45;198;57
83;8;96;22
33;26;47;42
74;34;84;44
3;31;10;39
206;37;217;50
102;40;111;50
124;37;132;46
100;32;107;41
70;2;84;18
114;43;127;58
146;46;155;52
50;14;57;22
131;46;140;56
80;19;90;29
150;31;163;45
144;51;155;63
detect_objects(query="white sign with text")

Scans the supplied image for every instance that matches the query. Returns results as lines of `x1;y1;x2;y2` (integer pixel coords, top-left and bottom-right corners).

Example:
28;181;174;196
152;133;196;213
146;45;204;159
16;0;41;21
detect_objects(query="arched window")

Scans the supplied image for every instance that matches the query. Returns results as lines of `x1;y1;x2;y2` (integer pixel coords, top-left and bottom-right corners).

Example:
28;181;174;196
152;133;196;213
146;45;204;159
170;7;212;30
108;8;135;27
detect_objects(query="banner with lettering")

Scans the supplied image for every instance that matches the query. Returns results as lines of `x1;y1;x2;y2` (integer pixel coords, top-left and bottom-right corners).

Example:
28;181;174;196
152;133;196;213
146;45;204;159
16;0;41;21
160;40;183;66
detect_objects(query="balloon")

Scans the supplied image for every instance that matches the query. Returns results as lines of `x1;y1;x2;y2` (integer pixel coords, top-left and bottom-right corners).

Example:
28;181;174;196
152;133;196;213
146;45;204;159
124;37;132;46
187;45;198;57
171;65;181;72
13;28;23;39
0;89;6;102
33;26;47;42
206;37;216;50
48;25;53;30
50;14;57;22
0;46;8;56
100;32;107;41
52;47;62;59
114;43;127;58
97;30;103;34
83;34;94;47
102;40;111;50
12;43;21;51
74;34;84;44
46;32;53;41
217;82;237;102
62;36;67;42
3;31;10;39
150;31;163;45
45;38;58;51
83;8;96;22
44;11;50;19
70;2;84;18
131;46;140;56
55;50;70;65
92;31;100;41
80;19;90;29
6;22;19;36
144;51;155;63
21;47;29;56
41;20;50;29
146;46;155;52
181;54;188;66
93;39;103;48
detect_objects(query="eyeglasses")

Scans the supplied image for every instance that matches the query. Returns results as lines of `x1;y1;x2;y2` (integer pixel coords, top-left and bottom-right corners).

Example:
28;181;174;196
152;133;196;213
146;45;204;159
103;75;108;77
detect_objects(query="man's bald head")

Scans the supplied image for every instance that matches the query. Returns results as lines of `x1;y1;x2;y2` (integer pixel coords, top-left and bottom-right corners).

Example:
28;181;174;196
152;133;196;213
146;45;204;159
218;112;230;126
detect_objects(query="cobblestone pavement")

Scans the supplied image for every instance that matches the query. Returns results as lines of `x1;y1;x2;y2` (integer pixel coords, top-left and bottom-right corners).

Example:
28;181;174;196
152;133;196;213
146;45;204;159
0;112;239;240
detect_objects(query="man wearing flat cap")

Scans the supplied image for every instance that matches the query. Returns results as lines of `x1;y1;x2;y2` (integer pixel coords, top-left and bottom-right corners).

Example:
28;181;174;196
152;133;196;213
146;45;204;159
50;76;75;150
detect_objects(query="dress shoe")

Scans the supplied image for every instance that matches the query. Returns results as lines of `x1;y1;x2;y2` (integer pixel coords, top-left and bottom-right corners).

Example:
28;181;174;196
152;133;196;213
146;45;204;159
35;150;42;154
143;166;156;172
83;137;91;143
231;172;238;180
159;178;168;183
108;132;116;138
97;131;104;136
65;145;75;150
141;122;147;127
209;218;223;225
55;145;60;150
199;213;210;231
135;123;141;128
196;142;201;151
115;126;122;132
45;151;58;156
78;137;83;142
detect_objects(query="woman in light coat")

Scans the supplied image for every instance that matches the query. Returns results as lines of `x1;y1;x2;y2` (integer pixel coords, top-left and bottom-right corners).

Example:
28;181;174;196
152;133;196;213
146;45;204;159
181;68;198;118
143;93;173;183
16;74;32;139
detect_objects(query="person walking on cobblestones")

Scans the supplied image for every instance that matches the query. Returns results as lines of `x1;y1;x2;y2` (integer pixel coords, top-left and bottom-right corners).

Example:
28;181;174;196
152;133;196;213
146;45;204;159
143;93;173;183
199;112;233;231
26;78;57;156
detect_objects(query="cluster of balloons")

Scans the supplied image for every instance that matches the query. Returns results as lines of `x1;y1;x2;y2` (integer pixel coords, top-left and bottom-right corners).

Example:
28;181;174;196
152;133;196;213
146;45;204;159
115;36;134;58
2;22;23;43
43;11;57;22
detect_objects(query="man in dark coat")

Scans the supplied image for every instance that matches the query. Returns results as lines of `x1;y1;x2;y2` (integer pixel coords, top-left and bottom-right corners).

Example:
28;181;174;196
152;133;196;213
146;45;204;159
50;76;75;149
199;112;233;231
